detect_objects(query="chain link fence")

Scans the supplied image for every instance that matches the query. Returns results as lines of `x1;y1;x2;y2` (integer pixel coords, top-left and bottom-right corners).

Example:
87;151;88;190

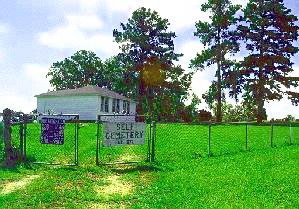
155;123;209;163
2;116;299;165
155;122;299;162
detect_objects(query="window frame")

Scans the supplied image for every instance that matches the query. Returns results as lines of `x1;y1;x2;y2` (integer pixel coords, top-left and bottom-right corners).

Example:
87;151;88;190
104;97;109;113
112;98;116;113
100;96;105;112
116;99;120;113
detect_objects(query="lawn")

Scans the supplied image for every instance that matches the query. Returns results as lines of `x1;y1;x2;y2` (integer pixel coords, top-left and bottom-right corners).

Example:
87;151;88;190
0;122;298;208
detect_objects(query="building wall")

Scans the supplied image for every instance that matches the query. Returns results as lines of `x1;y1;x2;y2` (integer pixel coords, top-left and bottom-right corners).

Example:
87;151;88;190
37;95;137;120
37;95;98;120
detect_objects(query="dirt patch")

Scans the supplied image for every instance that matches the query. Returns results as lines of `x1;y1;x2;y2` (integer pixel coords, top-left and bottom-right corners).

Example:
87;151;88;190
117;153;141;162
88;202;127;209
95;174;133;197
0;175;40;195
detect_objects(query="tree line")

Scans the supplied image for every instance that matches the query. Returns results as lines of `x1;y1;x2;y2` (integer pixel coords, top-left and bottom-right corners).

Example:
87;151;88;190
47;0;299;123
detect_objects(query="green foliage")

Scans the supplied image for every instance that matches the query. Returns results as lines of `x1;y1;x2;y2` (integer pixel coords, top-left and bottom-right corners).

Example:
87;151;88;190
226;0;299;123
47;50;109;90
113;7;192;121
213;101;267;122
102;55;134;97
191;0;241;122
113;7;181;65
47;51;137;98
284;115;296;122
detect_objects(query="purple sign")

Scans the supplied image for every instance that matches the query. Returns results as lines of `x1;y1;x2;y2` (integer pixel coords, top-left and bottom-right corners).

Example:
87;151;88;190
41;117;65;145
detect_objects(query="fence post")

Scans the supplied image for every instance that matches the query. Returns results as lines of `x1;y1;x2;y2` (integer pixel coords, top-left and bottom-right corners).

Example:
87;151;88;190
147;121;152;162
23;114;28;162
75;120;79;166
151;121;156;162
19;114;24;162
245;123;248;151
96;121;100;166
3;108;15;166
208;123;211;157
270;123;274;148
289;124;293;145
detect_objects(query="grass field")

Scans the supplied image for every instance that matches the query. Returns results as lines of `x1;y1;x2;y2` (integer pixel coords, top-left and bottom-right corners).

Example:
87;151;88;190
0;122;298;208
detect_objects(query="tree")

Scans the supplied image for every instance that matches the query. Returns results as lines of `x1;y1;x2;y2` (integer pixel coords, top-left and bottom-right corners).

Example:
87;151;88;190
191;0;241;122
113;7;192;120
103;55;134;97
47;50;107;90
228;0;299;123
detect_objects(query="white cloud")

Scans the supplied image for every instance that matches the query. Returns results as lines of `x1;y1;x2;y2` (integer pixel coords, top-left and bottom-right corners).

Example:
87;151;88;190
265;98;299;119
37;14;119;56
23;63;52;93
0;22;11;63
0;64;52;113
104;0;208;31
65;14;103;30
178;40;204;69
0;23;10;34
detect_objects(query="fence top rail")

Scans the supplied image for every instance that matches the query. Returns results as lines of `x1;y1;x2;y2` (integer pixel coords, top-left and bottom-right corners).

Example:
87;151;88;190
155;121;299;127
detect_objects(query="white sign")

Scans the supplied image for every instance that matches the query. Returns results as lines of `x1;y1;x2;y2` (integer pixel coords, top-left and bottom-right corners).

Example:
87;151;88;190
103;122;146;146
99;115;135;122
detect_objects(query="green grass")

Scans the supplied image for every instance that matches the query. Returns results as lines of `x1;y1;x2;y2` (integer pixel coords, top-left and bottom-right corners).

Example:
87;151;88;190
0;122;298;208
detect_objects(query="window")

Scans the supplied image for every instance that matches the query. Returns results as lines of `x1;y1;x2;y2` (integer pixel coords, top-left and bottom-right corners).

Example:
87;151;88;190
104;97;109;112
123;101;127;114
100;96;104;112
127;101;130;114
123;101;130;114
116;99;120;113
112;99;116;113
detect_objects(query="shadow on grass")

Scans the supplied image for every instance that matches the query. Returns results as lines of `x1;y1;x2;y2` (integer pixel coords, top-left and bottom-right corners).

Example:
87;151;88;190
0;162;21;173
110;163;166;174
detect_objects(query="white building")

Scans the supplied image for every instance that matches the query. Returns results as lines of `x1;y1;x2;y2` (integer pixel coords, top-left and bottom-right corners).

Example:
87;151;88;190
35;86;136;120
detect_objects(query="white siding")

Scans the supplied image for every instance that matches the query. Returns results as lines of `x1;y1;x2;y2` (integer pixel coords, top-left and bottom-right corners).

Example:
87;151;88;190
37;95;98;120
37;95;137;121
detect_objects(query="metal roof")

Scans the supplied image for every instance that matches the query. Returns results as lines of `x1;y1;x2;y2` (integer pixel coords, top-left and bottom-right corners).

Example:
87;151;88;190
35;86;133;101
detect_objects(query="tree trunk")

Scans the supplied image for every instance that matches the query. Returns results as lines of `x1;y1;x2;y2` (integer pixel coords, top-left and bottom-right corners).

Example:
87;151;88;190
146;87;154;122
256;76;265;123
215;18;222;123
257;16;265;124
216;62;222;122
137;78;145;115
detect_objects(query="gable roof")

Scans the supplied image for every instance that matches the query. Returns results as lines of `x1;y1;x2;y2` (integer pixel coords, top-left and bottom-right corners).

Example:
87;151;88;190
35;86;133;101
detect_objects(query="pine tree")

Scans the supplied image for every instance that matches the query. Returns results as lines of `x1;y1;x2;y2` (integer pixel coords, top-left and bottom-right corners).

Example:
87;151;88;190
113;7;192;120
191;0;241;122
232;0;299;123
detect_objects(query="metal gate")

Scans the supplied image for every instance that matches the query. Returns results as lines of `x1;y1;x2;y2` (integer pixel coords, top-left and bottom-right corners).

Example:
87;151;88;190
96;114;156;165
24;114;79;166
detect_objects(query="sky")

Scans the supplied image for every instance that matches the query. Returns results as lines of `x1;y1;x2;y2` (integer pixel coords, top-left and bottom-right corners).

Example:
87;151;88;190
0;0;298;119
